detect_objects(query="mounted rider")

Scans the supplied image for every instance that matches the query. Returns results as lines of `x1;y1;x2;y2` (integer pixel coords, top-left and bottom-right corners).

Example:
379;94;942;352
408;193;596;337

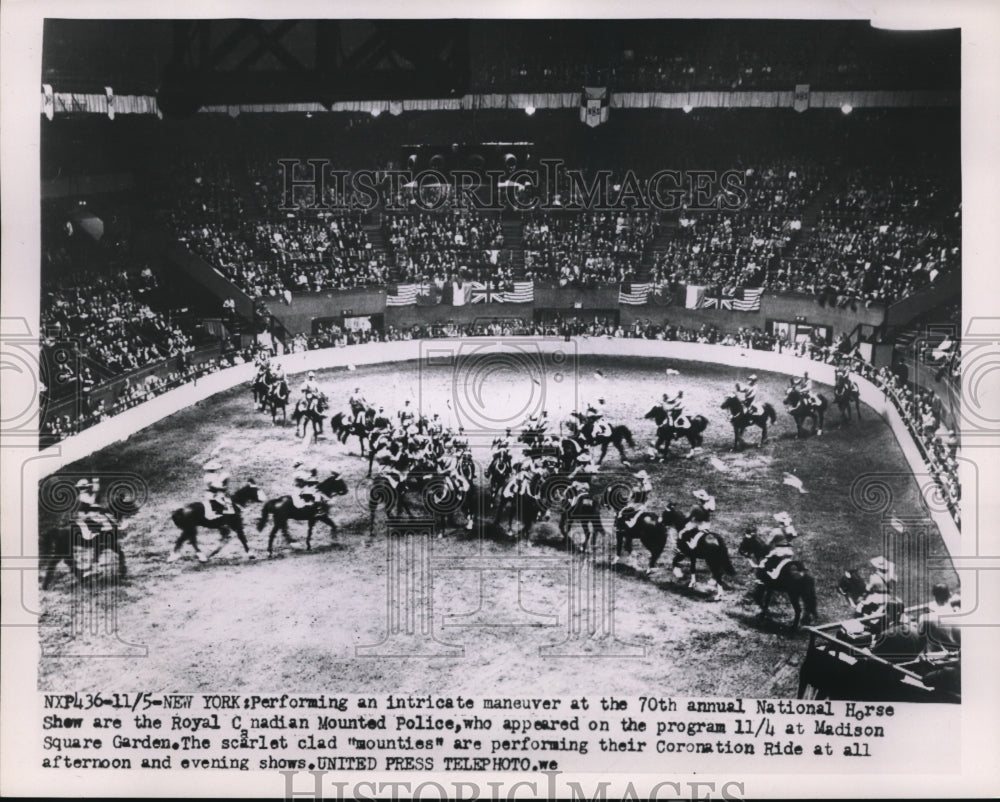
736;374;762;416
348;386;368;424
503;456;538;500
291;460;317;509
372;406;392;431
663;390;690;429
792;371;820;407
302;371;321;410
203;456;234;522
398;399;416;428
491;427;514;457
754;532;796;583
586;398;612;440
75;477;108;540
769;511;798;542
615;470;653;532
675;488;716;555
564;452;598;509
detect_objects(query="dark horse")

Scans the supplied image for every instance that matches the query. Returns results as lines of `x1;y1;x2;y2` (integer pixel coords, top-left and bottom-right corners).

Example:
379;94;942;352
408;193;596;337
720;394;777;450
614;509;671;572
292;393;329;439
644;405;709;456
834;376;862;425
560;492;606;552
492;476;545;536
251;373;270;411
738;532;818;631
566;417;635;465
670;527;736;595
40;511;128;589
257;474;349;555
331;407;374;453
169;482;261;563
267;378;290;424
486;450;513;504
783;387;828;438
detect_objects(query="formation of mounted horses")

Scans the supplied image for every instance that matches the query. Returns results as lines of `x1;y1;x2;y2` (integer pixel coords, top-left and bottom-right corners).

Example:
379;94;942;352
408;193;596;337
42;357;876;633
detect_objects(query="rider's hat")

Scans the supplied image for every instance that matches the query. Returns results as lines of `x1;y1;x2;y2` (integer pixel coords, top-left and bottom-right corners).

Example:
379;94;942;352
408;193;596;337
870;556;895;577
773;511;792;525
770;534;790;548
308;371;315;377
692;489;711;502
748;374;758;382
203;460;222;472
75;478;91;489
634;470;649;479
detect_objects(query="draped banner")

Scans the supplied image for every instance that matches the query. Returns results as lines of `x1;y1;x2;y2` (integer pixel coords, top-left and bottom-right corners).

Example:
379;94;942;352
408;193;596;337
794;84;810;113
618;282;651;305
580;87;609;127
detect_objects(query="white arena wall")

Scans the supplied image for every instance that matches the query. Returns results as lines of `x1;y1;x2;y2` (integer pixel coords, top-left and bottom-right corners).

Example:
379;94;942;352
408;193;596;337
35;338;960;556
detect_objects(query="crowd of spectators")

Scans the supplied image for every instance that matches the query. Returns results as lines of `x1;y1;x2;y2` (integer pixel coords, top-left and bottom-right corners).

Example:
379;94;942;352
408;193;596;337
177;215;390;298
523;210;657;287
385;211;510;284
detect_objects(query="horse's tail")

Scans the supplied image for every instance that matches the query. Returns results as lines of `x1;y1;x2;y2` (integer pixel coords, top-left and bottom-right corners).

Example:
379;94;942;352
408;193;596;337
257;500;273;531
712;535;735;575
618;426;634;448
765;403;777;424
171;507;186;529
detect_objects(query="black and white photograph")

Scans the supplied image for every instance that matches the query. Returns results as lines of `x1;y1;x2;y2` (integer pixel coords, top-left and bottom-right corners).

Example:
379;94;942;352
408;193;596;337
2;2;999;798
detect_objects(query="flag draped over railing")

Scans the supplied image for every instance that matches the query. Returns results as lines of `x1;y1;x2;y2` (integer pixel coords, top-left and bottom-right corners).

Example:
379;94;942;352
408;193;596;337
618;282;652;305
692;286;763;311
385;283;419;306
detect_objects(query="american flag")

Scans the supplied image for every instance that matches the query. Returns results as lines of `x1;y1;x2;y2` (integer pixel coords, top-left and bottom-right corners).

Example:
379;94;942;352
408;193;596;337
385;283;420;306
502;281;534;303
732;287;764;311
618;282;652;305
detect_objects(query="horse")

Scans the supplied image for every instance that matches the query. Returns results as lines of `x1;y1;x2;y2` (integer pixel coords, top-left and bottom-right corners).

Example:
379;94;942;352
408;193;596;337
251;373;270;411
331;407;375;453
267;378;290;424
614;510;671;572
40;511;129;589
719;394;777;450
292;393;329;439
256;474;349;555
169;481;261;563
670;528;736;594
783;387;827;438
492;476;545;536
566;417;635;465
644;405;709;455
367;472;423;536
486;451;513;504
738;532;818;631
560;492;606;552
833;376;862;425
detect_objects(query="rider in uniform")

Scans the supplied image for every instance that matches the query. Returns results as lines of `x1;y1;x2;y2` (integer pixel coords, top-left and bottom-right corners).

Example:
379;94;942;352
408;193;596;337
291;460;316;509
303;371;321;409
794;370;820;407
75;477;106;540
770;511;798;542
738;375;760;415
203;458;233;522
754;532;796;585
674;488;716;559
349;386;368;425
663;390;690;430
586;398;611;440
564;452;597;509
616;470;653;532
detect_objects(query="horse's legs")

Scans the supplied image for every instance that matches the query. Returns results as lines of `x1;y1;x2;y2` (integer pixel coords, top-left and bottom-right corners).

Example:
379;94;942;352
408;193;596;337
648;537;665;571
759;423;767;446
688;555;698;587
306;519;314;551
789;595;802;632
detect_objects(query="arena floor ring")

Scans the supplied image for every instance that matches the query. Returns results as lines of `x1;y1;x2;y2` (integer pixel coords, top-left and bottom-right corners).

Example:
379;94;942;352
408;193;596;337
38;354;958;697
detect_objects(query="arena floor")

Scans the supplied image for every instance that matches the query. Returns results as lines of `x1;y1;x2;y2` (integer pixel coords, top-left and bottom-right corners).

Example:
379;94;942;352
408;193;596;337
37;355;958;696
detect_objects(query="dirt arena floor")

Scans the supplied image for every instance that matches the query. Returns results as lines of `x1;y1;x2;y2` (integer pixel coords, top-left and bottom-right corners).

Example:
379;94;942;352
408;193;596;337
38;355;958;696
